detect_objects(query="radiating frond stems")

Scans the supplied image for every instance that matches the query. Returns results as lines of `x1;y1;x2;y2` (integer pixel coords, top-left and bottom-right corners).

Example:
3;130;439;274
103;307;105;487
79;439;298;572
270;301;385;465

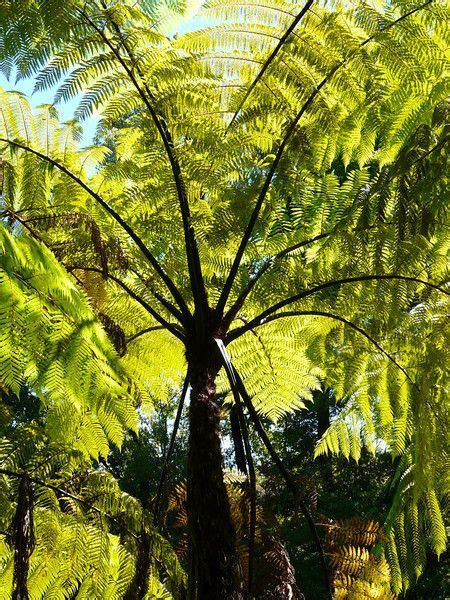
149;289;186;324
224;231;330;327
128;267;186;324
216;66;336;317
225;220;400;325
235;310;416;385
65;265;185;341
226;123;447;322
0;137;190;321
216;0;435;317
231;367;333;600
153;374;190;527
77;6;207;325
227;0;314;129
228;274;449;341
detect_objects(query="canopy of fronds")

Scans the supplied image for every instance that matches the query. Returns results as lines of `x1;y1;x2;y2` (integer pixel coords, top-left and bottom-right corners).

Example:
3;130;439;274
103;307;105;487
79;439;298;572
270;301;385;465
0;0;448;596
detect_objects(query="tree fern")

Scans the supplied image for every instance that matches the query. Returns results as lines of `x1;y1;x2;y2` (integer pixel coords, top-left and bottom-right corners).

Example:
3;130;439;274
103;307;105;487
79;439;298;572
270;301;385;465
0;0;448;596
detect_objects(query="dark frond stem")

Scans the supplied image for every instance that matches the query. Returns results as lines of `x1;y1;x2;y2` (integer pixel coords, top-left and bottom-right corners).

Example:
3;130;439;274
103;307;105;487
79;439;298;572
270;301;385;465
153;374;190;526
235;397;256;598
214;340;256;598
129;267;186;324
11;214;181;326
216;66;339;317
225;117;446;324
216;0;435;317
234;310;416;386
0;137;190;322
127;326;165;345
230;405;248;475
227;274;449;341
79;6;207;324
10;477;35;600
224;219;398;326
230;367;333;599
411;134;449;164
149;288;186;324
10;212;181;330
4;210;47;244
65;265;186;341
227;0;314;129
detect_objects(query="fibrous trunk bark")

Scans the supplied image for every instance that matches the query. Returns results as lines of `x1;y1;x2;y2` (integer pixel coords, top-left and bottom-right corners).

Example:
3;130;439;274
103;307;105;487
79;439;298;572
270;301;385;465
315;389;334;491
124;530;152;600
11;477;34;600
187;350;244;599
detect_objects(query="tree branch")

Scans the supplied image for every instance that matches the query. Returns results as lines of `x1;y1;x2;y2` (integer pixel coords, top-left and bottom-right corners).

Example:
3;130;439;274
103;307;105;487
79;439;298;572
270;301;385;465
0;137;191;322
216;0;435;317
127;326;165;345
227;274;449;340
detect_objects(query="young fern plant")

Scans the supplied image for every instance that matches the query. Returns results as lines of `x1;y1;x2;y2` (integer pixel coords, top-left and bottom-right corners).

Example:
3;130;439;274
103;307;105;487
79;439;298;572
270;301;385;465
0;0;448;597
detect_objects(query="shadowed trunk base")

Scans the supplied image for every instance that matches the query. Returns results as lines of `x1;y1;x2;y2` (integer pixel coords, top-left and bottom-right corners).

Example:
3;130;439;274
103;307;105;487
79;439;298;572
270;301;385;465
187;351;244;599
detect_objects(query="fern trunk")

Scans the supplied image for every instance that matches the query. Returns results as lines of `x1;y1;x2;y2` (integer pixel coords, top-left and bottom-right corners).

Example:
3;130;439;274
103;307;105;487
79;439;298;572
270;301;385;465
187;346;244;599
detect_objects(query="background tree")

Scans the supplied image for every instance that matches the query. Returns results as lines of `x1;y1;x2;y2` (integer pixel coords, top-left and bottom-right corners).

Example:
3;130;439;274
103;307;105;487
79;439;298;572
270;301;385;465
245;394;448;598
0;0;448;597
